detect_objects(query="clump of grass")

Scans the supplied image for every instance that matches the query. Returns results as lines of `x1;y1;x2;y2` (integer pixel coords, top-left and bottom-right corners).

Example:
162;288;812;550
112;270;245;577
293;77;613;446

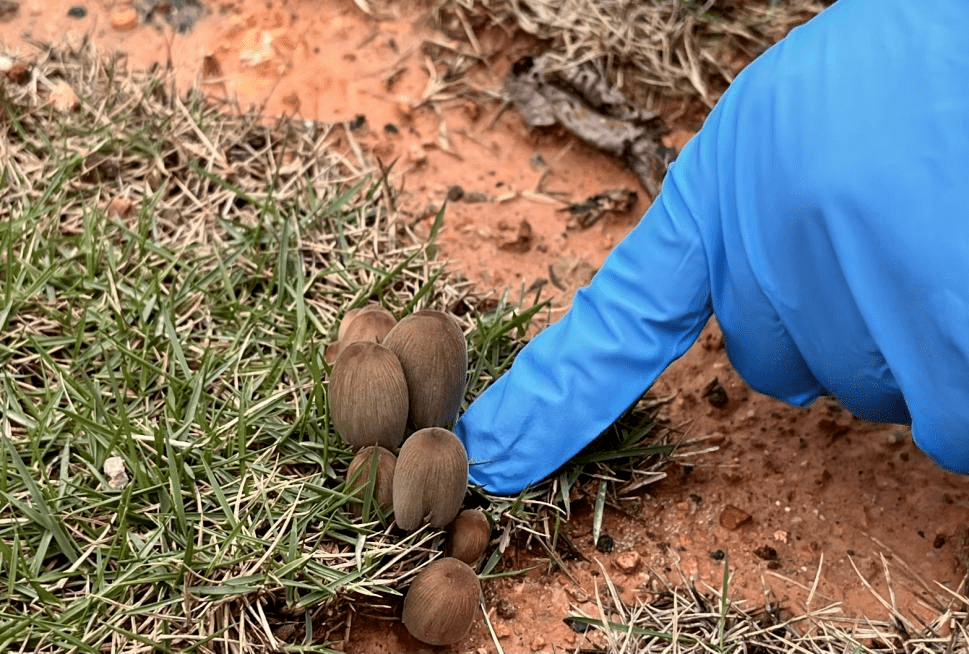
0;41;677;652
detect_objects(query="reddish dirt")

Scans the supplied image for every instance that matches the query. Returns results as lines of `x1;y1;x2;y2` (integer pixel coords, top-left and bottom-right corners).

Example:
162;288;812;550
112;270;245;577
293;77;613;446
4;1;969;652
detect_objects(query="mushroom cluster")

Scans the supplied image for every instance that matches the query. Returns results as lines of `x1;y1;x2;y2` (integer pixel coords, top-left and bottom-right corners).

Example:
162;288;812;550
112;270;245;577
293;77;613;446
327;305;490;646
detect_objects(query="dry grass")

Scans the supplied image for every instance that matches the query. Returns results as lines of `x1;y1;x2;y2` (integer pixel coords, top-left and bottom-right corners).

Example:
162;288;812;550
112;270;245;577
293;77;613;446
428;0;832;108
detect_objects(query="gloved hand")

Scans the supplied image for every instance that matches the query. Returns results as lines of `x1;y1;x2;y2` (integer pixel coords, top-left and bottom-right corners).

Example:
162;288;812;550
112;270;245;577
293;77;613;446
455;0;969;495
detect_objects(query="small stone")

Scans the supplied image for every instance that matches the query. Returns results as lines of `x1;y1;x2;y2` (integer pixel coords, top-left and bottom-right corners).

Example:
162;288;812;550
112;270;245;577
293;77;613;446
67;5;87;18
530;635;546;651
495;598;516;620
564;616;590;633
49;81;79;112
111;8;138;31
499;219;533;253
107;197;134;218
407;144;427;166
281;92;300;113
463;191;489;203
103;456;129;489
773;529;790;544
493;622;512;639
702;377;729;408
753;545;778;561
612;551;641;574
5;62;30;85
595;533;614;553
719;504;752;530
201;55;223;80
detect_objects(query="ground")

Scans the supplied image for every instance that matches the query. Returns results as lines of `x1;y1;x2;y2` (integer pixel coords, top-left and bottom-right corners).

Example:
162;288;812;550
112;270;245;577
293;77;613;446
3;1;968;652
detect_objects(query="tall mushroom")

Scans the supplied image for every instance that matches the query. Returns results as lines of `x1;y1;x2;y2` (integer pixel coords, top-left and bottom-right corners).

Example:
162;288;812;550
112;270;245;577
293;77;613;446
329;341;409;450
402;557;481;646
392;427;468;531
382;310;468;429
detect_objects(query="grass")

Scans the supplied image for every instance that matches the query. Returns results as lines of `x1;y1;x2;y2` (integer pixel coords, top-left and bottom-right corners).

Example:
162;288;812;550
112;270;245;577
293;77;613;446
0;41;676;653
0;43;460;651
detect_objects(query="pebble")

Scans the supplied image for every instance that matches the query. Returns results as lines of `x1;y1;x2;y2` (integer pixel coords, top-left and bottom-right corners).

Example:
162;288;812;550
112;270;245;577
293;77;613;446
495;598;516;619
103;456;129;489
612;550;641;574
718;504;752;530
107;197;134;218
5;62;30;84
407;144;427;165
111;8;138;31
67;5;87;18
530;635;546;651
49;81;79;112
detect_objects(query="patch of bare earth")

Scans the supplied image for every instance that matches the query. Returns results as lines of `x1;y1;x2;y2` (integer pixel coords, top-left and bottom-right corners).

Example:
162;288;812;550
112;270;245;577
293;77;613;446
3;1;968;652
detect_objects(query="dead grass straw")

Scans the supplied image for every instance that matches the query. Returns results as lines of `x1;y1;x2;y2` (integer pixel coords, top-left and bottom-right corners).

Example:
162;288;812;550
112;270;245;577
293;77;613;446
423;0;831;108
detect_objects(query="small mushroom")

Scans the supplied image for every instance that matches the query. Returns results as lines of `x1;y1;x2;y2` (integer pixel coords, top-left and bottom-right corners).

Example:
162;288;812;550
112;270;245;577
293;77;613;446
445;509;491;565
343;306;396;342
402;557;481;646
382;310;468;429
326;305;398;364
392;427;468;531
337;304;374;340
346;446;397;513
329;341;409;450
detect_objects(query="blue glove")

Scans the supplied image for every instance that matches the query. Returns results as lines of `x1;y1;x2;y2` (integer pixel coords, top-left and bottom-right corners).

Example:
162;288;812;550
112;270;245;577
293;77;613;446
455;0;969;495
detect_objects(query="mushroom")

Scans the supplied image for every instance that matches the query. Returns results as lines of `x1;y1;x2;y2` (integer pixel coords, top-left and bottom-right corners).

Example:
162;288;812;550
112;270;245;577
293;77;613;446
392;427;468;531
346;445;396;513
329;341;409;450
337;304;377;340
326;305;398;364
402;557;481;646
381;310;468;429
445;509;491;565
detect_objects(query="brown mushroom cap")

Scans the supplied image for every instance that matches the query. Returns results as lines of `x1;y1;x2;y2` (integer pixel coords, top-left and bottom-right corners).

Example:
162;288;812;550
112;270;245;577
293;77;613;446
329;341;409;450
336;303;384;340
445;509;491;565
381;310;468;429
402;557;481;646
346;446;397;513
343;307;396;343
326;306;398;364
392;427;468;531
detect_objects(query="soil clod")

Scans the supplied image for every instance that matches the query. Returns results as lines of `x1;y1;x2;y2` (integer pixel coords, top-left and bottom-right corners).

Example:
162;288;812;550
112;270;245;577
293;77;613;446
703;377;729;408
719;505;752;531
